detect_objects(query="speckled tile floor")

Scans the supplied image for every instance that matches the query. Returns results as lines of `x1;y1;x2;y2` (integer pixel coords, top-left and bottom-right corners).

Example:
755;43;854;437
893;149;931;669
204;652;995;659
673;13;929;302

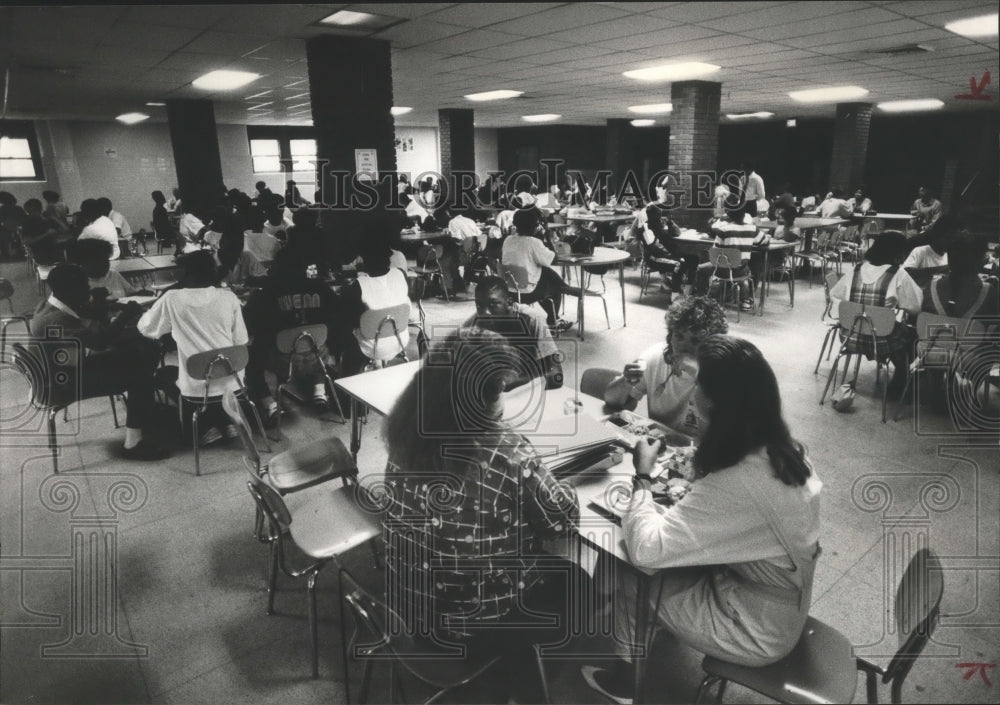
2;256;997;704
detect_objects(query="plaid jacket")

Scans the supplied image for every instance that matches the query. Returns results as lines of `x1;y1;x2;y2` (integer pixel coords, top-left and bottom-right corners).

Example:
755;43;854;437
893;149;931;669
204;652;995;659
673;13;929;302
382;426;579;640
841;264;911;358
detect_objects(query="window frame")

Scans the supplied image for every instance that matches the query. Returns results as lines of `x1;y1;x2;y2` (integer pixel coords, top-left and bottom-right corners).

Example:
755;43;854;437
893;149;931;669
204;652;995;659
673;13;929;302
246;126;318;180
0;120;45;182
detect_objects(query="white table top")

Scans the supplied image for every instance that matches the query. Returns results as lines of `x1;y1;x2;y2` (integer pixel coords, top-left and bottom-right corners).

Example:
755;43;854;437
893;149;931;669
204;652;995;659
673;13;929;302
554;246;631;266
863;212;914;220
755;217;848;229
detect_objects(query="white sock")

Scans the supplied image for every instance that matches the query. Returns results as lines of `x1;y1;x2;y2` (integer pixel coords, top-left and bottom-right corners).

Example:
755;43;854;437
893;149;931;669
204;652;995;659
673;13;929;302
313;383;328;399
124;427;142;449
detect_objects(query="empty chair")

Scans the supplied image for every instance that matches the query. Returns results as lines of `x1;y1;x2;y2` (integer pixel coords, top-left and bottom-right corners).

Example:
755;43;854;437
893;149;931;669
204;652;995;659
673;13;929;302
410;245;448;303
695;548;943;705
0;278;32;357
245;471;381;679
183;344;271;476
357;302;413;370
819;301;900;422
814;272;844;374
789;229;832;287
579;367;619;401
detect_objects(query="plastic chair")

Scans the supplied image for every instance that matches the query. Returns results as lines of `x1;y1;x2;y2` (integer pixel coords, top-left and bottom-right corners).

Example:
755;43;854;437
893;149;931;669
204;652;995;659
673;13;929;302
338;570;551;705
497;262;560;330
9;341;123;474
246;471;381;679
708;247;754;322
579;367;619;401
0;278;33;357
819;301;900;423
892;313;994;422
814;272;844;374
695;548;943;705
410;245;448;303
789;230;832;287
460;235;491;284
357;302;413;370
183;344;270;476
274;324;345;429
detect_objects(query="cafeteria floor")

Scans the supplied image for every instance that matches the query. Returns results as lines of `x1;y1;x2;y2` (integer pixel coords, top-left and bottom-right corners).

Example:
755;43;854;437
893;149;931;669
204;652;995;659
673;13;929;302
1;258;997;705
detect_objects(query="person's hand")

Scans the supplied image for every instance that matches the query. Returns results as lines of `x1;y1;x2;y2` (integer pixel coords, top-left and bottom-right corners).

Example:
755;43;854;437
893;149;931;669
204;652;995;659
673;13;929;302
633;436;662;475
623;362;644;385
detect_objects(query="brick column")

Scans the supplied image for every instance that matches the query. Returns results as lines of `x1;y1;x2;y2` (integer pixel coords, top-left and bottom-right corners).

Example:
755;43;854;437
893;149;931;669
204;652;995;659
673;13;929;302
668;81;721;227
165;99;224;218
605;118;632;197
306;35;397;223
438;108;475;185
828;102;872;193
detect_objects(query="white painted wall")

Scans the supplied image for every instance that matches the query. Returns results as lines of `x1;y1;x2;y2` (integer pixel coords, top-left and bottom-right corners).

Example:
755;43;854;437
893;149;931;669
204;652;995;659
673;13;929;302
395;126;440;181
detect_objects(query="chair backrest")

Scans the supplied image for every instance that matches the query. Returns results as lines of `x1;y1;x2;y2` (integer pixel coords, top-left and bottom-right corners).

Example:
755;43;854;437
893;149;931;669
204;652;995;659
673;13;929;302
275;324;327;355
500;262;532;291
359;304;411;361
708;246;742;269
838;300;897;337
824;271;841;294
222;390;261;474
883;548;943;687
461;236;480;254
0;278;13;300
246;476;292;535
580;368;618;400
185;344;250;381
615;223;632;243
813;229;832;250
415;245;440;269
12;338;80;409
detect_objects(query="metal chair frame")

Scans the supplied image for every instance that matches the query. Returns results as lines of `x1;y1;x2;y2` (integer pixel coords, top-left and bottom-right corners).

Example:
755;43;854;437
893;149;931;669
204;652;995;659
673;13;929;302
274;324;346;429
410;246;449;303
708;247;754;323
814;272;844;374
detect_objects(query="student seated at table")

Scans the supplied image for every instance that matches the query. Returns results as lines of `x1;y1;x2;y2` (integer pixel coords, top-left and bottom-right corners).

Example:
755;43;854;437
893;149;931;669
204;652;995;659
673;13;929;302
465;276;564;390
604;296;728;441
903;224;950;270
30;263;168;459
847;187;873;215
243;209;283;263
66;239;145;304
911;186;942;234
243;245;341;424
216;227;268;290
637;203;693;297
381;327;582;702
42;190;72;232
583;335;822;703
98;197;131;238
830;231;922;396
176;201;210;253
922;231;999;319
165;188;181;213
20;198;65;265
336;236;411;379
818;189;853;219
501;207;573;331
151;190;180;245
137;251;248;446
694;202;762;311
78;198;121;260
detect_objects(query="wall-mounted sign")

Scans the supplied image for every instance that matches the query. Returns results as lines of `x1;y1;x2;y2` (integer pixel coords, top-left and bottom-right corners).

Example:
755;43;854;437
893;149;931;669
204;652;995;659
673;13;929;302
105;148;117;158
355;148;378;182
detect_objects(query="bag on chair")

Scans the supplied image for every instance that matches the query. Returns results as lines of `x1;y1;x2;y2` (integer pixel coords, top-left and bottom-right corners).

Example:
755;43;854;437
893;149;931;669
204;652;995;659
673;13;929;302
831;382;856;411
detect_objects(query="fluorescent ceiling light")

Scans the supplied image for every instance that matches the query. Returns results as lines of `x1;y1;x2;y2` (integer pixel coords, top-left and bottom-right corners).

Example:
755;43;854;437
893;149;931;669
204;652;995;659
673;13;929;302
247;102;273;110
623;62;720;82
945;13;998;37
786;119;797;127
320;10;381;26
789;85;868;103
390;106;413;116
630;119;656;127
877;99;944;112
628;103;672;114
192;70;260;91
116;112;149;125
522;114;560;122
286;102;311;110
465;89;523;102
145;101;165;107
245;90;273;100
726;111;774;120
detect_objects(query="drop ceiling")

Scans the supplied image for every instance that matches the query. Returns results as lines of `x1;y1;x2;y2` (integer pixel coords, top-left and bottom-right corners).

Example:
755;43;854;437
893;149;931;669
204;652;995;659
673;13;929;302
0;2;996;127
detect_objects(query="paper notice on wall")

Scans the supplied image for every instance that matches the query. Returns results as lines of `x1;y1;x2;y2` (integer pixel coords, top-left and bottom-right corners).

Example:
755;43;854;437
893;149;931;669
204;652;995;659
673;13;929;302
355;148;377;182
105;148;117;158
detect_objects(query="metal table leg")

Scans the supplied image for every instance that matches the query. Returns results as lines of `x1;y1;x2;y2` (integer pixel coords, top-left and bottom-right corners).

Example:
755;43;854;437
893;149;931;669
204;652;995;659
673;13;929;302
619;262;627;327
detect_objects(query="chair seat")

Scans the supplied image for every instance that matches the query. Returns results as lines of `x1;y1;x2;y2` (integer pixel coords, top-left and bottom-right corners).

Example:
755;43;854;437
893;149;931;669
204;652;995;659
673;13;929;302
290;486;382;559
267;436;355;493
411;266;441;275
701;617;857;705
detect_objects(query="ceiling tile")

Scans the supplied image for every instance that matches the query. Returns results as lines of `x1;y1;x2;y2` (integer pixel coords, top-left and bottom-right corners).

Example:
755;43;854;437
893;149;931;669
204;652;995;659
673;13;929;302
373;19;472;48
544;14;681;44
422;3;562;28
465;37;572;60
181;31;271;56
98;24;204;53
487;4;634;37
120;4;230;29
616;24;721;50
645;2;789;23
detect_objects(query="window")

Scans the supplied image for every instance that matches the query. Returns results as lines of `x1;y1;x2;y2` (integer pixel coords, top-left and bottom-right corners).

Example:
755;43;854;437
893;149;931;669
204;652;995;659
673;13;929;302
0;121;45;182
247;128;317;196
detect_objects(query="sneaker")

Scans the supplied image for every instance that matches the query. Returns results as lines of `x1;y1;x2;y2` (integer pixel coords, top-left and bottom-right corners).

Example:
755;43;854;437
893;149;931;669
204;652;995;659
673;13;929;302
199;427;223;447
222;424;240;441
551;319;575;333
262;406;280;429
313;392;330;411
581;665;633;705
121;438;172;461
740;299;754;312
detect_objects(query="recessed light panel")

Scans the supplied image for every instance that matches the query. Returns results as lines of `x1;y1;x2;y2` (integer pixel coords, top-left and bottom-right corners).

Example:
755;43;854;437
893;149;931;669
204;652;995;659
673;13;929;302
726;112;775;119
192;70;261;91
945;13;998;37
522;114;560;122
630;119;655;127
628;103;672;115
623;62;720;82
877;99;945;112
391;107;413;116
465;90;523;102
789;86;868;103
116;113;149;125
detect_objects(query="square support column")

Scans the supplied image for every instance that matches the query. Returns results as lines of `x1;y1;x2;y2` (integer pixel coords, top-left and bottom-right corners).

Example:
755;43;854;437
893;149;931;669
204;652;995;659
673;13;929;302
668;81;721;227
828;102;872;193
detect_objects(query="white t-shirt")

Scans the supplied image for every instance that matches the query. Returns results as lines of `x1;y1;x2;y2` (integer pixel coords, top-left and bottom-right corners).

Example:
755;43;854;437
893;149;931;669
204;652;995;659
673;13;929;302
628;343;704;437
389;249;408;272
447;214;481;243
79;216;121;260
354;269;410;360
109;210;132;237
137;287;248;397
501;234;555;291
179;213;205;241
903;245;948;270
244;231;282;262
89;271;137;299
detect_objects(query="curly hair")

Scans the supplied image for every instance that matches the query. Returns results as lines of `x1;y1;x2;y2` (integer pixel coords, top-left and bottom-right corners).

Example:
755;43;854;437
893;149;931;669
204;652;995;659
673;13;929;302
666;296;729;348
